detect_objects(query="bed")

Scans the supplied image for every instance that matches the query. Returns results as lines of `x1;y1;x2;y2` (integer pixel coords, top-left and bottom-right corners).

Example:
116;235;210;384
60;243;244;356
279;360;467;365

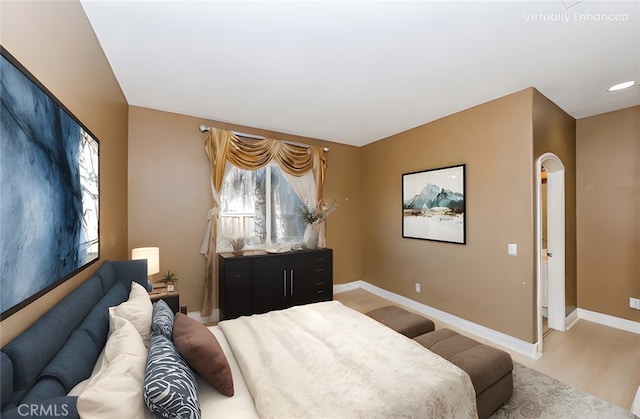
216;301;477;418
1;260;478;418
132;298;477;418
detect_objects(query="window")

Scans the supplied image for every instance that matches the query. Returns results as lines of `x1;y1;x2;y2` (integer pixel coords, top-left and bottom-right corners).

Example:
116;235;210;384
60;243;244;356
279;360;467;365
217;163;307;251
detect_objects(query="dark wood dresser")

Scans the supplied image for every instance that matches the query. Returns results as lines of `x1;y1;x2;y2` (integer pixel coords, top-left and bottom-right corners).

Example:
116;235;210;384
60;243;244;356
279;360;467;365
218;248;333;320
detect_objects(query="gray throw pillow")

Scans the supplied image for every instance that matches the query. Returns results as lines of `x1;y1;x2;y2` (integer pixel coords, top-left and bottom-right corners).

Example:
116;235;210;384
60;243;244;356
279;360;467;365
143;333;200;418
151;300;174;339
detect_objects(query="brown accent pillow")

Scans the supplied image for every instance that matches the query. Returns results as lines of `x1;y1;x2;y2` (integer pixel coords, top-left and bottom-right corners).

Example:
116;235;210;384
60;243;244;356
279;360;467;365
173;313;234;397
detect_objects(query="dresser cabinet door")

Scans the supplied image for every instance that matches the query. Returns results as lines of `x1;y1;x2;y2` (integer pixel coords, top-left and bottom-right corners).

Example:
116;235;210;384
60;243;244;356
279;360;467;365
252;255;289;314
219;258;252;320
254;252;319;311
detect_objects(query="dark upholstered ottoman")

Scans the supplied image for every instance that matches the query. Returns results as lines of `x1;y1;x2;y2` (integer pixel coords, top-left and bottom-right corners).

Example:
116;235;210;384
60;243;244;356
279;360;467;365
366;305;435;338
414;328;513;419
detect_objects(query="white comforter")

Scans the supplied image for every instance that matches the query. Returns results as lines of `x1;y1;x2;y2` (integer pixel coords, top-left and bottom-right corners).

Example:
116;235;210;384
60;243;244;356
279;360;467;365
219;301;478;418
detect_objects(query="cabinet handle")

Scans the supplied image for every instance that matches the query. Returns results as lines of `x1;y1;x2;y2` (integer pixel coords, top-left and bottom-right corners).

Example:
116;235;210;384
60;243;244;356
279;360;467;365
317;290;325;294
283;270;287;297
290;269;294;295
316;282;324;286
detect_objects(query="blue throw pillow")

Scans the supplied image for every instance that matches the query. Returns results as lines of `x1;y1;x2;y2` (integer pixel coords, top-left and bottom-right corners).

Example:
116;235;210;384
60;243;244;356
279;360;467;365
144;333;200;419
151;300;175;339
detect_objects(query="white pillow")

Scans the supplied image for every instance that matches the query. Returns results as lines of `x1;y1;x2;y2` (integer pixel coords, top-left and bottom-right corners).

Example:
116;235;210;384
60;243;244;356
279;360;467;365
109;282;153;346
78;316;152;419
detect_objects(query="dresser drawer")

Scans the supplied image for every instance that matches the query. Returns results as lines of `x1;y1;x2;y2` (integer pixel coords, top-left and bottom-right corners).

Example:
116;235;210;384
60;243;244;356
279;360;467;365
227;268;251;282
313;253;332;273
314;279;332;302
225;259;251;280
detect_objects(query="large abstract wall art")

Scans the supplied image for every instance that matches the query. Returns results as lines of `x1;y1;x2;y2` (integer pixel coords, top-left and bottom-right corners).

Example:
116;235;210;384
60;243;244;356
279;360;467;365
402;164;465;244
0;47;100;319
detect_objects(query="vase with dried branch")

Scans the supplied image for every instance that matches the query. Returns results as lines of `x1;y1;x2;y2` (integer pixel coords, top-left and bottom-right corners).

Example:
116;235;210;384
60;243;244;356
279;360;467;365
228;237;246;256
298;199;337;249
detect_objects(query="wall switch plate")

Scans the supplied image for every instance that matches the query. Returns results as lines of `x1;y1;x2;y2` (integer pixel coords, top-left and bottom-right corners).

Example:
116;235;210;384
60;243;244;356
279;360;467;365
508;243;517;256
415;283;421;293
630;298;640;310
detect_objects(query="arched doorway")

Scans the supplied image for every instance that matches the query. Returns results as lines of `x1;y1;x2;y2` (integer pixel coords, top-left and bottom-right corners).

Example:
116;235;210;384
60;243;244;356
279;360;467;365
536;153;566;353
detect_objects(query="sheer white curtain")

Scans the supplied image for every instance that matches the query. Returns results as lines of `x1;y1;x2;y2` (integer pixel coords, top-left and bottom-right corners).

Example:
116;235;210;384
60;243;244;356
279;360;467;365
283;170;326;248
284;170;316;207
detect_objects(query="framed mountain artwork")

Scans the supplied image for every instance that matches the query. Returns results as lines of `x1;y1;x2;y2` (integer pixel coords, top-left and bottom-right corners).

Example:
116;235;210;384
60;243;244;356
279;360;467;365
402;164;465;244
1;47;100;319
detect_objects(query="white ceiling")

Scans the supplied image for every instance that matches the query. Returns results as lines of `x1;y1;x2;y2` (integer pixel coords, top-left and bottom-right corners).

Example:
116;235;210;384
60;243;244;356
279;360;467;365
81;0;640;147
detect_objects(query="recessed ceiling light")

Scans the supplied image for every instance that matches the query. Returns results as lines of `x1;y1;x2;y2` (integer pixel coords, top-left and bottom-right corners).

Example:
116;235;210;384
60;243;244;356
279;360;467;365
607;81;637;92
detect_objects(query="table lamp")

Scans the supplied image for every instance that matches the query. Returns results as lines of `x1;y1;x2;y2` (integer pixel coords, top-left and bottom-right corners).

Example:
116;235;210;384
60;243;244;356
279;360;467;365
132;246;160;288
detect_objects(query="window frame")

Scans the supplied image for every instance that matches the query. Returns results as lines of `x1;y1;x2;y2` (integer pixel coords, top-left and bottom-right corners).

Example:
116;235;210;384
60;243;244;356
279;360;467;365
217;162;305;251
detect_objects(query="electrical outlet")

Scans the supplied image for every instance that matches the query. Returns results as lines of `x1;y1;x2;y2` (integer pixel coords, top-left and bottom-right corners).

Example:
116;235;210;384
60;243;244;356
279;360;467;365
415;283;421;293
630;298;640;310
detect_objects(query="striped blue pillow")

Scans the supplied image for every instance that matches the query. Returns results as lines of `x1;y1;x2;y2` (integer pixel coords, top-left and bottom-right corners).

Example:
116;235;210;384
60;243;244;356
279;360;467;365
151;300;175;339
144;333;200;418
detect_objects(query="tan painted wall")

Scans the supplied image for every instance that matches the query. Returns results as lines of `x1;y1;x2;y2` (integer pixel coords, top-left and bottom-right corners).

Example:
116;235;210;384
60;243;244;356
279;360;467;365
532;91;577;313
128;107;362;313
2;1;633;348
577;106;640;322
362;89;537;342
0;1;129;346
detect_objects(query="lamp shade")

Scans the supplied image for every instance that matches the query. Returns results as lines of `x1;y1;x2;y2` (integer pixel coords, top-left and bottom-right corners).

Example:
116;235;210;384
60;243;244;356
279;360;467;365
131;247;160;276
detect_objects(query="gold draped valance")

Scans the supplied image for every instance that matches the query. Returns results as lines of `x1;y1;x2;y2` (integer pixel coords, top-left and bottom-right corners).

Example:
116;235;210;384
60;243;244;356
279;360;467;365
204;127;327;203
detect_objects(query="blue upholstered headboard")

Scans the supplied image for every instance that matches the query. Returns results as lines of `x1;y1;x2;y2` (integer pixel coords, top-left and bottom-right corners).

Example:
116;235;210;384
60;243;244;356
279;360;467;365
0;260;151;419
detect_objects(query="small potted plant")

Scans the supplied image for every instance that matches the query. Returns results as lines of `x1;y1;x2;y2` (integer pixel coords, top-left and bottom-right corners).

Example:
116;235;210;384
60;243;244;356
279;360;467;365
159;270;178;292
228;237;246;256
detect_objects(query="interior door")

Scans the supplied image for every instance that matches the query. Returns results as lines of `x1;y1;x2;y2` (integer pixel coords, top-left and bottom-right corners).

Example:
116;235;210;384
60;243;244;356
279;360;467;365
546;169;566;332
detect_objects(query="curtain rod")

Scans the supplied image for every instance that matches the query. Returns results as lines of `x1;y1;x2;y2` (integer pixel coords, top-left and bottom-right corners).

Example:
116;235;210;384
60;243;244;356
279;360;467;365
198;124;329;152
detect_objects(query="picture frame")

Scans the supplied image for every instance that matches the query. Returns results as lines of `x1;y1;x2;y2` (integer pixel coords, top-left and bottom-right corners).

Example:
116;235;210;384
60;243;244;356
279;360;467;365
1;47;100;319
402;164;465;244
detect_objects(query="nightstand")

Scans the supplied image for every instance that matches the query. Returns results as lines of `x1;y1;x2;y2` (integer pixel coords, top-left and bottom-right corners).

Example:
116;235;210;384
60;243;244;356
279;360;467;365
148;285;180;313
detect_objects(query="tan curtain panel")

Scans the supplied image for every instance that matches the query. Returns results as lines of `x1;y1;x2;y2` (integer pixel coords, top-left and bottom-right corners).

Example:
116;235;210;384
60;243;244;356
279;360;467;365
199;128;230;316
199;127;327;317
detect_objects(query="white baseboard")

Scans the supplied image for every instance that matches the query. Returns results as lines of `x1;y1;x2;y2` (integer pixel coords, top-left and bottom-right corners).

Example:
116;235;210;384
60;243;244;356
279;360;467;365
565;308;579;329
632;385;640;416
333;281;365;294
188;309;219;324
335;280;541;360
577;308;640;335
201;284;639;348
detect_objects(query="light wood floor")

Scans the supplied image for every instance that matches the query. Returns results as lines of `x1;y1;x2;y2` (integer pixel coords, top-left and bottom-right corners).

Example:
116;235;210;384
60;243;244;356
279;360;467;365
335;288;640;411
